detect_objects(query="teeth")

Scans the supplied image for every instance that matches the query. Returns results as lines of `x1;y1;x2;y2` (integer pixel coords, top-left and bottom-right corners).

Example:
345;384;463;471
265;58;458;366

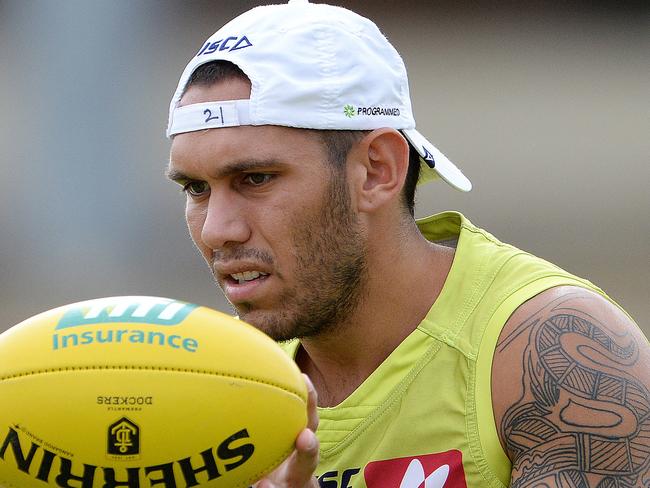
230;271;268;284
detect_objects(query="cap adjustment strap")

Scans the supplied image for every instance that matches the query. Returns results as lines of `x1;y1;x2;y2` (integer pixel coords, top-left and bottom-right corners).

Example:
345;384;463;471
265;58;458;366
168;100;251;136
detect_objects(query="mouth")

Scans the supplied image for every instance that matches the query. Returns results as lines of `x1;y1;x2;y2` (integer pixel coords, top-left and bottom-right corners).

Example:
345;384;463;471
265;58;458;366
227;270;269;285
218;266;273;304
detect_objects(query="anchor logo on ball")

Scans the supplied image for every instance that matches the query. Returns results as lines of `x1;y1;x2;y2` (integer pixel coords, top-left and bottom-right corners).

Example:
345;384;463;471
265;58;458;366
108;417;140;456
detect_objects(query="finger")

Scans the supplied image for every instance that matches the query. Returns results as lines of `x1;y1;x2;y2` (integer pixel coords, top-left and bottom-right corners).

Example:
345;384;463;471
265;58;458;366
253;430;319;488
302;374;319;432
289;428;320;485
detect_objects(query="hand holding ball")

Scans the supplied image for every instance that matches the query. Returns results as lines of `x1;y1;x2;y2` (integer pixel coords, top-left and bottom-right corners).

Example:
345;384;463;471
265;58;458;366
0;296;308;487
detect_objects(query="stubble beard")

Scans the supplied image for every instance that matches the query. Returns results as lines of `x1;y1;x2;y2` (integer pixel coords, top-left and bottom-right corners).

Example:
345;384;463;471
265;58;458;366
235;170;368;342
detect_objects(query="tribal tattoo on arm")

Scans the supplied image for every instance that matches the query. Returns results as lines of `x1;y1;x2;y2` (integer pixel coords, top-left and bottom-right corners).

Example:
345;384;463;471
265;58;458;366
497;290;650;488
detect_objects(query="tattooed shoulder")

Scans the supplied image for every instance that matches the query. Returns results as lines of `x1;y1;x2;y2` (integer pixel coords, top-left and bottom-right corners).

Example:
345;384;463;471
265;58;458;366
493;286;650;488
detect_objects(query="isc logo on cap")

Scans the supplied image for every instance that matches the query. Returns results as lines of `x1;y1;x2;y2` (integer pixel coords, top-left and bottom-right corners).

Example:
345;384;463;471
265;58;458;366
196;35;253;56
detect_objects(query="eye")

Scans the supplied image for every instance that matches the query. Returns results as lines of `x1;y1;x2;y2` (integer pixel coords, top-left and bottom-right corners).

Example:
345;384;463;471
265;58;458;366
182;180;210;197
244;173;273;186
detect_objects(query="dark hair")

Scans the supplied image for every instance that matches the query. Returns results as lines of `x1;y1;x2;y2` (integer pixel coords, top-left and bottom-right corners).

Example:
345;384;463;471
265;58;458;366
185;60;249;87
183;61;419;216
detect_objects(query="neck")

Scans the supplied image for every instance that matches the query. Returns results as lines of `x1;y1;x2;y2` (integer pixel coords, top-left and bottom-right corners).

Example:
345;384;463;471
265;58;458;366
296;222;454;407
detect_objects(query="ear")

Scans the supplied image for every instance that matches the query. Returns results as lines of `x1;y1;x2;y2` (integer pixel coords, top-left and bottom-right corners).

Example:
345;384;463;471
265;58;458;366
350;128;410;213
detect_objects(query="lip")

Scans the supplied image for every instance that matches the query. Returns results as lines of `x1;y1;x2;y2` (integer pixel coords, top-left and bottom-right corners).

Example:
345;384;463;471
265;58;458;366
222;274;271;303
213;261;273;303
213;261;272;279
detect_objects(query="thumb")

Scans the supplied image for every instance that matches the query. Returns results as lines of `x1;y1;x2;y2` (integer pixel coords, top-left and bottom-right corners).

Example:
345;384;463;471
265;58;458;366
286;428;320;486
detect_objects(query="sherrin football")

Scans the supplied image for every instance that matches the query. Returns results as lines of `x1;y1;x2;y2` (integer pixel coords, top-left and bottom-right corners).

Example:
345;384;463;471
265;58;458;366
0;296;308;488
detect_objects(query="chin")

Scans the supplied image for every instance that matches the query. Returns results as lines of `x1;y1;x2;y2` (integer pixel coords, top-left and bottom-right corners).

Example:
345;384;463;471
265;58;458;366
236;308;296;342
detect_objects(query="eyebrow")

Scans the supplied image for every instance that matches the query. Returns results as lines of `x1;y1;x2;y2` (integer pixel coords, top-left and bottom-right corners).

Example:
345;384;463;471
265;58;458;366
165;158;285;183
165;167;188;183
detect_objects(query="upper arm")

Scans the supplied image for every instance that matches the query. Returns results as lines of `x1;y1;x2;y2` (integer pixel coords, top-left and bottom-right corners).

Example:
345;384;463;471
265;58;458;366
492;285;650;487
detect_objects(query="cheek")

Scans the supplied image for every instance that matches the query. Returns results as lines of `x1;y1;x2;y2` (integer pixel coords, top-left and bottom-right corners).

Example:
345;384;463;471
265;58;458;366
185;203;209;254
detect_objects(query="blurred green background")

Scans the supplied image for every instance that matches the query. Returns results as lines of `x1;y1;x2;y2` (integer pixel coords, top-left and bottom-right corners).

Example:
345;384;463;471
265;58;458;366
0;1;647;335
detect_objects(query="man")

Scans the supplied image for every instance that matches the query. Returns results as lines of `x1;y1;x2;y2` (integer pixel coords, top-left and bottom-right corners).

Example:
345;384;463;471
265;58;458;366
166;1;650;487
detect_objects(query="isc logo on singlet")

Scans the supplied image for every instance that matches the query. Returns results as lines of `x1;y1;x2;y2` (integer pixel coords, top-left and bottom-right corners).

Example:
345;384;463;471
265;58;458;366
316;450;467;488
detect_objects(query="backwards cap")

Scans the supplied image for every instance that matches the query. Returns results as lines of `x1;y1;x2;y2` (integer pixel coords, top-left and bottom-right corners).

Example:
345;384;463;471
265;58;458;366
167;0;471;191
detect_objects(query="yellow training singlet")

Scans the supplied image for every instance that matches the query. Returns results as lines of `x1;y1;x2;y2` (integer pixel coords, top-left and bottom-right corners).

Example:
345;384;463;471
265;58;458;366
281;212;611;488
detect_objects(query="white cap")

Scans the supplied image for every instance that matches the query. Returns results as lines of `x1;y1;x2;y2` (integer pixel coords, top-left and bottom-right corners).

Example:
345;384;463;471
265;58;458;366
167;0;471;191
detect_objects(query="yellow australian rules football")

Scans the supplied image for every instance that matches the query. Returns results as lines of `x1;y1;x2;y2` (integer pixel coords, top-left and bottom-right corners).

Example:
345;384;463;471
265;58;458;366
0;296;308;488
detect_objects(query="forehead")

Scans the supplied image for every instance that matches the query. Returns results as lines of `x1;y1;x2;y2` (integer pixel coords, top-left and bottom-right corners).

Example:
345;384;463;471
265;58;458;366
169;80;327;177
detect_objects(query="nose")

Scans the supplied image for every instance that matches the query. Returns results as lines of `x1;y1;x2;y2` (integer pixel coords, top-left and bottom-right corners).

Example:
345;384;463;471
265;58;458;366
198;191;251;250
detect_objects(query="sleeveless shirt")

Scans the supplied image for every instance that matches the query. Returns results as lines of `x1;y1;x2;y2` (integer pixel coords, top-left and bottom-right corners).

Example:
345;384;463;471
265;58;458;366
280;211;612;488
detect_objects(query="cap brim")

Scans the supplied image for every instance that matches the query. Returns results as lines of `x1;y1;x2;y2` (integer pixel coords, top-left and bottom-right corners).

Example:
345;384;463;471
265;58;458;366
402;129;472;192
